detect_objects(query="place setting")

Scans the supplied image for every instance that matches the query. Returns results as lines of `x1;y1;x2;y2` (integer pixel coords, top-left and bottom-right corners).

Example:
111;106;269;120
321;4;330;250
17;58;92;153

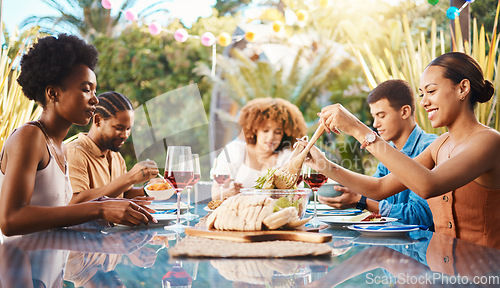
125;146;202;231
320;211;399;227
347;224;428;237
162;146;201;233
305;207;362;217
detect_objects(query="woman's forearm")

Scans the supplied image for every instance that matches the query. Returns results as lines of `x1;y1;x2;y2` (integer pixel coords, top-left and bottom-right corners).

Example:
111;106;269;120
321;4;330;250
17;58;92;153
1;202;101;236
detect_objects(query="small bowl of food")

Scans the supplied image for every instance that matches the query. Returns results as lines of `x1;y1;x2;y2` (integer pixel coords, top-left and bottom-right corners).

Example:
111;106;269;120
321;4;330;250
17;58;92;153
317;183;343;198
144;181;175;201
239;188;311;218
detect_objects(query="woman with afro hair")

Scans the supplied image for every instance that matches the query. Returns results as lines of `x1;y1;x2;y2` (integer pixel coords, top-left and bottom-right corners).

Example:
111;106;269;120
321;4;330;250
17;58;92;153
0;34;158;237
211;97;307;200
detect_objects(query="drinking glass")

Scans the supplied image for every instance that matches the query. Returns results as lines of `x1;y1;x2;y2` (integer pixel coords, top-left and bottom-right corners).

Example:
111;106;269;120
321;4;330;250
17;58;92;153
302;165;327;227
164;146;194;232
184;154;200;221
210;158;231;201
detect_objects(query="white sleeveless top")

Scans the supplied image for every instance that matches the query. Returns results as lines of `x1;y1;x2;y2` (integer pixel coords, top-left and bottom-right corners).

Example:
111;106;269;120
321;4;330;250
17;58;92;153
213;140;293;188
0;149;72;207
0;131;73;238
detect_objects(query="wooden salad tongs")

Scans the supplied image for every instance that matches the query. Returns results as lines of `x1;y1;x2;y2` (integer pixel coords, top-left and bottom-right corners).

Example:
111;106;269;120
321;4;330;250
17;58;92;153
273;124;325;189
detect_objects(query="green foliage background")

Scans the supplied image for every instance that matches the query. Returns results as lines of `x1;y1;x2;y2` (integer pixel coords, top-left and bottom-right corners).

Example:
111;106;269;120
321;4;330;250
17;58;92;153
2;0;498;173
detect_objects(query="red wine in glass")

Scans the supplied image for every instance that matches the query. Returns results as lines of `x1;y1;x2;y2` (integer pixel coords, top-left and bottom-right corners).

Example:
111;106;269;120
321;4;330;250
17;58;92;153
162;262;192;288
296;174;303;185
213;174;230;185
165;171;194;190
189;173;201;186
303;173;327;189
303;172;327;227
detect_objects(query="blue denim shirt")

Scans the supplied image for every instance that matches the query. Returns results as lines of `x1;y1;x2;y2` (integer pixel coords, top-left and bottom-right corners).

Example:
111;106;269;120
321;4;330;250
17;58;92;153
376;125;437;228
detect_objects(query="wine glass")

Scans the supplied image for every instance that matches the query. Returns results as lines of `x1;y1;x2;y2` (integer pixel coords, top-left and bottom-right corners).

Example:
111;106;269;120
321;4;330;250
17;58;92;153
184;154;200;221
302;165;327;227
164;146;194;232
210;157;231;201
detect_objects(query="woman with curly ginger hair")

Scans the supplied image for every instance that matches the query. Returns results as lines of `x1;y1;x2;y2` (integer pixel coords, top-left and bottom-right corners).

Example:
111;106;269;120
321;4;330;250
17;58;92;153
0;34;158;237
211;97;307;200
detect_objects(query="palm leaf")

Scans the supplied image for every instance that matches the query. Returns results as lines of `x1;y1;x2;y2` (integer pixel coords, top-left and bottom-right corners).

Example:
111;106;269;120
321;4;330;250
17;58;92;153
0;42;43;149
353;5;500;133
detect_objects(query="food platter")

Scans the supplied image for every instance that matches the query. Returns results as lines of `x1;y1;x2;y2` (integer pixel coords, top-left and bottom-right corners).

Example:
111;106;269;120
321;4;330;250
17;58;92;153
321;215;398;226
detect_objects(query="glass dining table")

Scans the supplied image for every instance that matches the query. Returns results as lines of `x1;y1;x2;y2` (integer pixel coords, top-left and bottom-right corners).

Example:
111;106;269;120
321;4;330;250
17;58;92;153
1;203;498;288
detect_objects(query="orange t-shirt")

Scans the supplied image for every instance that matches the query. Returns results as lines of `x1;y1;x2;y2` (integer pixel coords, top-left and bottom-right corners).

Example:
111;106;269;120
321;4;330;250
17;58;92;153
66;133;130;197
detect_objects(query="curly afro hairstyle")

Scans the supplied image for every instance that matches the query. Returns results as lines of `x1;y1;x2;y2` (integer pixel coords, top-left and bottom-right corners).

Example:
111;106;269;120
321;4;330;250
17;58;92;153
17;34;99;107
238;97;307;151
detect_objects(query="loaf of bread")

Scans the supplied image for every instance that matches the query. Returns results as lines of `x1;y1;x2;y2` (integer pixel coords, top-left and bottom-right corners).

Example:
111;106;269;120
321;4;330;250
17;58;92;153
206;194;306;231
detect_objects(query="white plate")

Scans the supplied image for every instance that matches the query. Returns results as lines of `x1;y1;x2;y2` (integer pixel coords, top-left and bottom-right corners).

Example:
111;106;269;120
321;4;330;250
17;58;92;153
307;203;339;210
108;213;181;229
203;206;213;212
152;213;182;221
147;202;188;211
352;235;421;245
306;209;362;217
321;216;398;226
347;224;420;237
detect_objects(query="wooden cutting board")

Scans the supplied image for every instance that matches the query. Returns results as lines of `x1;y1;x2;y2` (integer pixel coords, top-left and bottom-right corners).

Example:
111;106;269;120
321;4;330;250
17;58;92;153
184;227;332;243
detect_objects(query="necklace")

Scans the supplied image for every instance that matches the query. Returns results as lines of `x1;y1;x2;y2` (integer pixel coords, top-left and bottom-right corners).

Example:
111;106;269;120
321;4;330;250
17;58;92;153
447;126;479;158
36;120;67;170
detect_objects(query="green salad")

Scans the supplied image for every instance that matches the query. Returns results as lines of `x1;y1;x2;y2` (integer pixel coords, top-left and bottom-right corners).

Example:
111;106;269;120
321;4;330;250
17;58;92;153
254;168;298;190
254;168;302;213
273;196;302;213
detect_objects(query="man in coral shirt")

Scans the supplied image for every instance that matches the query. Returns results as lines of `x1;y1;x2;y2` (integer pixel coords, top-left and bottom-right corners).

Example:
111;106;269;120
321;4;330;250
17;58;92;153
67;91;158;203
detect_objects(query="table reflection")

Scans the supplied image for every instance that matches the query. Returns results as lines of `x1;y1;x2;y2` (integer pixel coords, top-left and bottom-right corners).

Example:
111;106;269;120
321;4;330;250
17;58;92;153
211;259;311;286
307;230;500;287
0;205;498;288
163;261;193;288
0;226;155;288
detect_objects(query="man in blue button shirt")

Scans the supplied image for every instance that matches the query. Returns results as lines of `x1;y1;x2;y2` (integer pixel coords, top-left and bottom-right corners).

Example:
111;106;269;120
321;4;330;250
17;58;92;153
319;79;436;228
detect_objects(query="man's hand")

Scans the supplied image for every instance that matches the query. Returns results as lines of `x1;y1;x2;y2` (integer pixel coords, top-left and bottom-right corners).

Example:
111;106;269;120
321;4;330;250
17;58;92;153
128;160;159;184
317;103;365;136
318;185;361;209
295;138;330;173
